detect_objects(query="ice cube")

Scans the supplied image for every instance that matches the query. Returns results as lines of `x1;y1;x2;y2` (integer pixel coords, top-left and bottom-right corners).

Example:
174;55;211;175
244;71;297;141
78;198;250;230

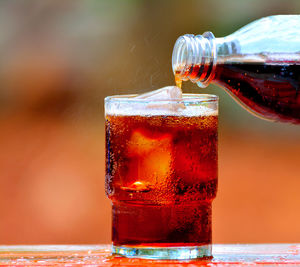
135;86;185;113
136;86;183;100
126;130;173;188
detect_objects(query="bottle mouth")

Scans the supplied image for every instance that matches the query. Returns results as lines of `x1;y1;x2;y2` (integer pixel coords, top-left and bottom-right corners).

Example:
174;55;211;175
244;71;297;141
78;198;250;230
172;35;194;82
172;32;217;87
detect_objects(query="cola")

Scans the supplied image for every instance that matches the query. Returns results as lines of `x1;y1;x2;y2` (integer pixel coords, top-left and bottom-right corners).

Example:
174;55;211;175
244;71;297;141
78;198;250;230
175;63;300;123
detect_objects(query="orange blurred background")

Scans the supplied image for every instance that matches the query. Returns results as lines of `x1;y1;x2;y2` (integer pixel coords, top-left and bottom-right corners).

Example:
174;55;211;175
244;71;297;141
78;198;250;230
0;0;299;244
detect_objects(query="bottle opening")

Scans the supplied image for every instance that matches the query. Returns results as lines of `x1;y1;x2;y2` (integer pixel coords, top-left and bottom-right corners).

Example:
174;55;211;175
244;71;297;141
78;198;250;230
172;32;217;88
172;35;193;82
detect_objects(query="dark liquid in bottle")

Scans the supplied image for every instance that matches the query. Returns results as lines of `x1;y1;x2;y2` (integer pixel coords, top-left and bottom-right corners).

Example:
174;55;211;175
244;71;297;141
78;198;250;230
215;63;300;123
175;62;300;123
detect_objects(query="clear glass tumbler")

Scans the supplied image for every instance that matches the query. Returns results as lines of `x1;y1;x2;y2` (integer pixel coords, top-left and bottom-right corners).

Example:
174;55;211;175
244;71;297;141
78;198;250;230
105;94;218;260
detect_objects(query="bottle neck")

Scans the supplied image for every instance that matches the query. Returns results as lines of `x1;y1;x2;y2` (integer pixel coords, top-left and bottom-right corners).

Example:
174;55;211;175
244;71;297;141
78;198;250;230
172;32;217;88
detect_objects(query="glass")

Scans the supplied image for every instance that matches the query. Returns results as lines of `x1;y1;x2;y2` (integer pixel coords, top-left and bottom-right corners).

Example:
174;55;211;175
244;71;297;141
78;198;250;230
105;94;218;260
172;15;300;123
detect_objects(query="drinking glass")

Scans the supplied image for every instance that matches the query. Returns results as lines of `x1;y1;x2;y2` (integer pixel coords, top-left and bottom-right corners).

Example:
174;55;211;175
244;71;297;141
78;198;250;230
105;94;218;260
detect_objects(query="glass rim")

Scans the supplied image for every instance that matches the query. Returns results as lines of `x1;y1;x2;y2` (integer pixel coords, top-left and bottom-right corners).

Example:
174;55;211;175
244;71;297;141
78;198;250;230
105;93;218;104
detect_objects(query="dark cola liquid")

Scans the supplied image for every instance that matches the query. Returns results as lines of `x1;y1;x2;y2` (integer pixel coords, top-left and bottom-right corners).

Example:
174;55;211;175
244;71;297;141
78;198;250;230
106;114;217;247
214;63;300;123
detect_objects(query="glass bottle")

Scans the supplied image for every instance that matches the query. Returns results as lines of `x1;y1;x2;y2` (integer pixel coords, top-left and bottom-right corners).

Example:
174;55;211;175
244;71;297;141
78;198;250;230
172;15;300;123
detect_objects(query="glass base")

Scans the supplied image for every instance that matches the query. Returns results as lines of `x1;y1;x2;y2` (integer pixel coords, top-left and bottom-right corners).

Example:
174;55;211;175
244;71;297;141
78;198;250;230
112;244;212;260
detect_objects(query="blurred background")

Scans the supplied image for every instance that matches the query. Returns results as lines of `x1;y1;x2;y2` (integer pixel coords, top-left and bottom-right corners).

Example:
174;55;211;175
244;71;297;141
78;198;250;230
0;0;299;244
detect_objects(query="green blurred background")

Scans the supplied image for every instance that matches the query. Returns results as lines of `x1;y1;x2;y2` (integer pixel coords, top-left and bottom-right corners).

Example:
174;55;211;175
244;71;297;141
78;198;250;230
0;0;299;244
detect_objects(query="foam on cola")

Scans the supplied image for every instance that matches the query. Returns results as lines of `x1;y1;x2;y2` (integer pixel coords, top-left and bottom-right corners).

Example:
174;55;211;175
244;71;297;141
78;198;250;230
105;87;218;249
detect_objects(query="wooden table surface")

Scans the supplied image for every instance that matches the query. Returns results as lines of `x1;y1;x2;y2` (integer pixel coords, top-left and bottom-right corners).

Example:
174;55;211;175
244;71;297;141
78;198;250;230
0;244;299;266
